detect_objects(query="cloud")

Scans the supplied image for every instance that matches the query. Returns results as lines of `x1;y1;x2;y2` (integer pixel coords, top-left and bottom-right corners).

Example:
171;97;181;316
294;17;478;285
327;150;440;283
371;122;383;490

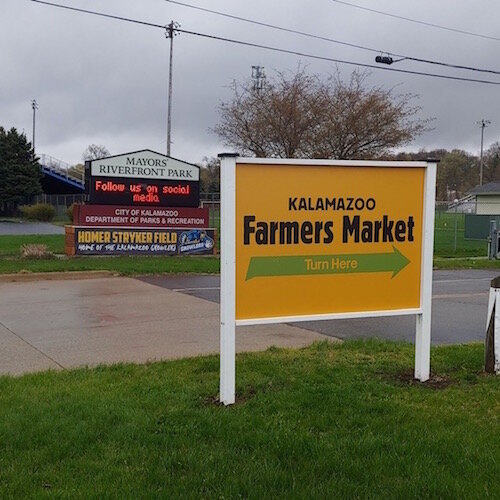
2;0;499;164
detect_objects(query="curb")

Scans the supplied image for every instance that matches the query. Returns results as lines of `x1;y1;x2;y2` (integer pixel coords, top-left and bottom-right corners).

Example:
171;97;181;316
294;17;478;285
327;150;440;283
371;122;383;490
0;270;117;283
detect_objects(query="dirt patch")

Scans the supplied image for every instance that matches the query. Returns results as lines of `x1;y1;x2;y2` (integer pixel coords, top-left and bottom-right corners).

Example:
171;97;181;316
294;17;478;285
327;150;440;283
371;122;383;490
391;370;456;389
0;270;116;282
204;387;257;406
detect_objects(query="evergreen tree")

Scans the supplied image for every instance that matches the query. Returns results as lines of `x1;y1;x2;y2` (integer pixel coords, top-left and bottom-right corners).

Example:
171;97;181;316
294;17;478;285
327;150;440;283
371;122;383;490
0;127;41;210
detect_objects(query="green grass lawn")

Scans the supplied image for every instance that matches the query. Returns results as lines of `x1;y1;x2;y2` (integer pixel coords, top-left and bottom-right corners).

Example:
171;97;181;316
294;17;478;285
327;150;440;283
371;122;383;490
0;254;219;275
433;258;500;270
0;234;219;274
0;340;497;498
0;234;65;257
0;227;497;274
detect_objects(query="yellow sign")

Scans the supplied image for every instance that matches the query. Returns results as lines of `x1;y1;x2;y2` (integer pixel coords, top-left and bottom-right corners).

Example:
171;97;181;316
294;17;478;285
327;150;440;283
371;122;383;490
235;163;425;321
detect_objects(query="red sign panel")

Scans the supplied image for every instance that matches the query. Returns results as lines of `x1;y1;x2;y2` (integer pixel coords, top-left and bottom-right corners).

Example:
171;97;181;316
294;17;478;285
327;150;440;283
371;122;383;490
74;205;209;228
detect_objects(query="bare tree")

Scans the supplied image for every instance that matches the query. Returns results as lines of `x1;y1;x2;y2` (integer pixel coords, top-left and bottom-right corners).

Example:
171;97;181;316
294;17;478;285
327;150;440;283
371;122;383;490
435;150;478;200
68;163;84;181
82;144;110;161
199;156;220;194
484;142;500;183
214;69;320;158
214;68;430;159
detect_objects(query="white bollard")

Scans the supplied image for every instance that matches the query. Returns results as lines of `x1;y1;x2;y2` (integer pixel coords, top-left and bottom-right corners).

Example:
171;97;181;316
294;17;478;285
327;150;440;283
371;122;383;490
485;276;500;374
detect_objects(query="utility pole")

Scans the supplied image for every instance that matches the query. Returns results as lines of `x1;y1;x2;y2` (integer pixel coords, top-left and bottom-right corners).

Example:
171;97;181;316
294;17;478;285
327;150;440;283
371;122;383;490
478;119;491;186
31;99;38;154
165;21;179;157
251;66;266;94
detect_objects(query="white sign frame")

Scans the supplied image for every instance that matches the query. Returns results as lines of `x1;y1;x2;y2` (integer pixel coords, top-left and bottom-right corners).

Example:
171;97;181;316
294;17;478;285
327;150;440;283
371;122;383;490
219;155;437;405
486;284;500;374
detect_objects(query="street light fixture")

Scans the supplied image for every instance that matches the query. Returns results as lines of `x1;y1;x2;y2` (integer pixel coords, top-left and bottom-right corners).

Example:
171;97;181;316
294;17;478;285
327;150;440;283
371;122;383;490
477;119;491;186
31;99;38;154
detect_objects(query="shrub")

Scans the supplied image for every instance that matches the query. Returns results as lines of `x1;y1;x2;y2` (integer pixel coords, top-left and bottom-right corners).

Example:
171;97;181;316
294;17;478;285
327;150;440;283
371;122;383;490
20;203;56;222
65;203;78;222
20;244;55;259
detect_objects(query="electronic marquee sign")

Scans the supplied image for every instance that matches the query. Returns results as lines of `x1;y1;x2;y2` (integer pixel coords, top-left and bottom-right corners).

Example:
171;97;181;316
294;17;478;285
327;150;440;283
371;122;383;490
85;150;200;207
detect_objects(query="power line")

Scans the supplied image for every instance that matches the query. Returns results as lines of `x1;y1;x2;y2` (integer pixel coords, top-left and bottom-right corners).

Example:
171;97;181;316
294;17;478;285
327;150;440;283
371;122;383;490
30;0;165;29
178;28;500;85
29;0;500;85
165;0;500;76
165;0;383;53
330;0;500;42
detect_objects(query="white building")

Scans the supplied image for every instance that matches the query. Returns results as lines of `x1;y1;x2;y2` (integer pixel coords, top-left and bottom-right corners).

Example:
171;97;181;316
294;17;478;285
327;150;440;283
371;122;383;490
470;182;500;215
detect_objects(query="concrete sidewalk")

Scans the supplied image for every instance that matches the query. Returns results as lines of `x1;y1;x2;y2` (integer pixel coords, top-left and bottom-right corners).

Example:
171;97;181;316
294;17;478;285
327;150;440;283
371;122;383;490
0;276;333;376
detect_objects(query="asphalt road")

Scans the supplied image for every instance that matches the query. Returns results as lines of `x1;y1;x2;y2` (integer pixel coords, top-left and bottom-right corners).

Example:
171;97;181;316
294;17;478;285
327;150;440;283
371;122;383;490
139;269;500;344
0;221;64;235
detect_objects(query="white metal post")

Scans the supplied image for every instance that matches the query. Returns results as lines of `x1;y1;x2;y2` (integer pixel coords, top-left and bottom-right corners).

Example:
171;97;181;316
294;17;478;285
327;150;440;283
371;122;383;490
487;286;496;329
495;289;500;374
219;153;237;405
415;161;437;381
485;282;500;374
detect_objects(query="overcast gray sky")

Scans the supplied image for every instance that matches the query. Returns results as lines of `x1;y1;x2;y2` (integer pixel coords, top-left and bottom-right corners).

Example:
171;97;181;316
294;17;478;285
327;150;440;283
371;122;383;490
2;0;500;165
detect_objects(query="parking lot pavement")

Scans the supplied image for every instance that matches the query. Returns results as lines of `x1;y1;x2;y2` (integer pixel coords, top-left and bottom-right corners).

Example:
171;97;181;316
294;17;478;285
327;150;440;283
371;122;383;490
0;276;333;376
2;268;497;376
0;221;65;235
139;269;500;344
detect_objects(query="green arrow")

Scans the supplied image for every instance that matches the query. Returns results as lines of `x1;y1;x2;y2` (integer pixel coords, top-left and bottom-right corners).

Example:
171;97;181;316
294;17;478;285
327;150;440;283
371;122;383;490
245;246;410;280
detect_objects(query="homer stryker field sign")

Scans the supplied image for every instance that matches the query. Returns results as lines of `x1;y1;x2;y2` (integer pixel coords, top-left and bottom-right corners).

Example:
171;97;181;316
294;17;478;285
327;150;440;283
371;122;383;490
218;155;437;405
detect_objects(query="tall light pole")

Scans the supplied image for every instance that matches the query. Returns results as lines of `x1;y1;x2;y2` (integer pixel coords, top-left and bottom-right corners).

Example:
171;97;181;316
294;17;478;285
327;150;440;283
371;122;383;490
31;99;38;153
478;119;491;186
165;21;178;157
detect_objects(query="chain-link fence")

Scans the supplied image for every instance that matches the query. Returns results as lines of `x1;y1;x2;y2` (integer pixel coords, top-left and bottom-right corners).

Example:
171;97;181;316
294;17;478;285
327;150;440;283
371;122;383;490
33;194;86;216
31;193;221;221
434;200;500;258
201;201;220;229
201;197;496;257
24;193;500;259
